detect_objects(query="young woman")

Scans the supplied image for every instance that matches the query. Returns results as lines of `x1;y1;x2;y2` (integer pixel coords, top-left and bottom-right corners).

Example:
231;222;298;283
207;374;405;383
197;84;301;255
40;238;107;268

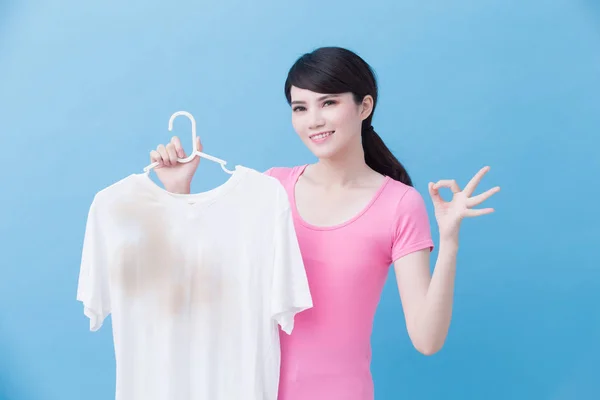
149;46;499;400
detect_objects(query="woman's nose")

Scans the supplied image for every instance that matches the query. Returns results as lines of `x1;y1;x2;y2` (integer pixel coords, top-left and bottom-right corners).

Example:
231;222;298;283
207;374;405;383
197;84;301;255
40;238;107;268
308;111;326;130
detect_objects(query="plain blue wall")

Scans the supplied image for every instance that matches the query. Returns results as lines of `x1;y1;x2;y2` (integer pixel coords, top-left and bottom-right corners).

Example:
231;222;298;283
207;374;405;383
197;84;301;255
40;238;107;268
1;1;598;399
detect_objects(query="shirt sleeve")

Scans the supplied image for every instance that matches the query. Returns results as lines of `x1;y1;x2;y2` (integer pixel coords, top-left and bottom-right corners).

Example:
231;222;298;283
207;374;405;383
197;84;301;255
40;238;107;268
391;187;435;263
76;195;111;331
270;187;313;335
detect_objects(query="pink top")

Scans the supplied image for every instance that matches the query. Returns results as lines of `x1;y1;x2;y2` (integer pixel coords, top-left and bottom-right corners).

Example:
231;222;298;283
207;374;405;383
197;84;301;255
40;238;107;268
265;165;434;400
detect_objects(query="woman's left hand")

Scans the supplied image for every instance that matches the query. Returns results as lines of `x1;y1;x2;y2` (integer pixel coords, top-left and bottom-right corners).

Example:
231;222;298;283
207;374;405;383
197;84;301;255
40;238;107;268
428;166;500;240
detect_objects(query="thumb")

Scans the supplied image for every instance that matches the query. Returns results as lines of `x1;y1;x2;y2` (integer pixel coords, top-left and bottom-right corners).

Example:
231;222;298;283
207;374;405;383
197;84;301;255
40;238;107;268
192;136;202;165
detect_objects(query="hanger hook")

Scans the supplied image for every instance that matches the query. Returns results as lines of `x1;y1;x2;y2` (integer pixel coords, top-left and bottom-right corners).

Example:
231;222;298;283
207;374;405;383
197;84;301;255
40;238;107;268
168;111;198;163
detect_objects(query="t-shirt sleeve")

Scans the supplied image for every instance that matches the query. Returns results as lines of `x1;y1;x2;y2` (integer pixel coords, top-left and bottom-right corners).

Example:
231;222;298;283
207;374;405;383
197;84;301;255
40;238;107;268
270;188;313;335
391;187;435;262
76;196;111;331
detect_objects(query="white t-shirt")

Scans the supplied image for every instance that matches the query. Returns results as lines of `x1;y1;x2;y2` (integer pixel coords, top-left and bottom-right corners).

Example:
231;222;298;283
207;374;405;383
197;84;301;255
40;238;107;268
76;165;313;400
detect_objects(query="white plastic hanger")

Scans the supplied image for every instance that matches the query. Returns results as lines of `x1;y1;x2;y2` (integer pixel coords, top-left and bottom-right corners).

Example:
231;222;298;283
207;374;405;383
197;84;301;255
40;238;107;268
143;111;235;174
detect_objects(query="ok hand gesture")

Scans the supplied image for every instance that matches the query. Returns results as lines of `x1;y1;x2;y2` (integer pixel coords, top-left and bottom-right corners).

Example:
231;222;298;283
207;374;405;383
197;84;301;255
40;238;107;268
428;166;500;240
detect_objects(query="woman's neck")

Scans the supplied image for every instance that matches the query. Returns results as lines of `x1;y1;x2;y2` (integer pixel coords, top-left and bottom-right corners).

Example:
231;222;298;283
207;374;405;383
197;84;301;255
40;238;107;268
310;145;375;187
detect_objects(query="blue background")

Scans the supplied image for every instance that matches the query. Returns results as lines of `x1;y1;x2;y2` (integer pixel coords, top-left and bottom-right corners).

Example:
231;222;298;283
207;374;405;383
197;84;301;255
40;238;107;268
1;1;599;399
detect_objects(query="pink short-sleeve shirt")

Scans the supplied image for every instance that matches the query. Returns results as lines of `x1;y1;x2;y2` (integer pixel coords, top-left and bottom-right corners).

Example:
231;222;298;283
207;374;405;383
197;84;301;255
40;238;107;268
265;164;434;400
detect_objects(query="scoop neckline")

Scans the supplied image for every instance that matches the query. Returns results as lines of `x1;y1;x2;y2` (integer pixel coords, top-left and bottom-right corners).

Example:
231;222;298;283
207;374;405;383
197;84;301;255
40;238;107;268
136;164;246;210
290;164;391;231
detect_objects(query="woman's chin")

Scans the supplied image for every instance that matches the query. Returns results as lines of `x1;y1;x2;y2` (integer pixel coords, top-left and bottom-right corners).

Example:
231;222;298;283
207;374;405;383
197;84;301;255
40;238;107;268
309;146;340;160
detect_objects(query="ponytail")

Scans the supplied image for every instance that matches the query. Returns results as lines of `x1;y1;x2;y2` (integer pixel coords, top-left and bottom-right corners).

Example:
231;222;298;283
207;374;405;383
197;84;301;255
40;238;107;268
361;124;413;187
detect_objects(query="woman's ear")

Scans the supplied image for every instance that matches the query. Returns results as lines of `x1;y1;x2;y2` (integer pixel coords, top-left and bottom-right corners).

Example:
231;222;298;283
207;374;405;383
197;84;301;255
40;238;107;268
360;95;374;120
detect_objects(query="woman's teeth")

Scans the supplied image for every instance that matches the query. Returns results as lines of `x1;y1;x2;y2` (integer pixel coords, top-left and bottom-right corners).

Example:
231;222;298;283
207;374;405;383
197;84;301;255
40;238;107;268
311;131;334;141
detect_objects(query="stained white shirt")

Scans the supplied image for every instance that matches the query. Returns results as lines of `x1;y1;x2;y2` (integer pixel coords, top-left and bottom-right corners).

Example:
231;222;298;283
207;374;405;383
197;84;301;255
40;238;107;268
76;165;313;400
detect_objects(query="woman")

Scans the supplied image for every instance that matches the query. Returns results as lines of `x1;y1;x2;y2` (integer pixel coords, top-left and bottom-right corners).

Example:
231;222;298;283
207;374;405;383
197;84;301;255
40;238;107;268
149;46;499;400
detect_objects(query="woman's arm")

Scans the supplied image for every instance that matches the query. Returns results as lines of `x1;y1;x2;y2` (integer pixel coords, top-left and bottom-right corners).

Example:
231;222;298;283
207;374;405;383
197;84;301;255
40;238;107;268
393;237;458;356
393;166;499;355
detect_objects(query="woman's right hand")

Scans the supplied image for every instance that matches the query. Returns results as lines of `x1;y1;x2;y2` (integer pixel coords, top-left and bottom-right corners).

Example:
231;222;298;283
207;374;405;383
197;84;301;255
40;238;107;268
149;136;202;193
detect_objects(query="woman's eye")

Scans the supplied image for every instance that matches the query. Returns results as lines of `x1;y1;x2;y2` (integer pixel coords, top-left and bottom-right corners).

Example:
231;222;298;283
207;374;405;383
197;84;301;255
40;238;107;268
323;100;336;107
293;106;306;112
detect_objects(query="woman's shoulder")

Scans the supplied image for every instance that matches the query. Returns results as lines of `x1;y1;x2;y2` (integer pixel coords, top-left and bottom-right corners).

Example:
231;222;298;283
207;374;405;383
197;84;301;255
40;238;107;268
379;177;430;217
381;176;419;199
263;164;307;184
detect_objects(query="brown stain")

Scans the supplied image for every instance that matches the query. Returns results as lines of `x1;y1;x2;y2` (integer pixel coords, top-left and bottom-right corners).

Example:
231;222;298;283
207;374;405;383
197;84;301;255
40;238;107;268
189;246;225;309
107;192;230;318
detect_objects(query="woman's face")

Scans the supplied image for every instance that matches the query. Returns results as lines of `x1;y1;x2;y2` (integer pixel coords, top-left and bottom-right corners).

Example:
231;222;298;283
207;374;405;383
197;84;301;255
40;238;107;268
289;86;372;160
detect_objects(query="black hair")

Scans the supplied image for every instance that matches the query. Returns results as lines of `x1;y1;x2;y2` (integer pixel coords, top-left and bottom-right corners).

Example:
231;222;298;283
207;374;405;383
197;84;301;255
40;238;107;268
284;46;413;186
